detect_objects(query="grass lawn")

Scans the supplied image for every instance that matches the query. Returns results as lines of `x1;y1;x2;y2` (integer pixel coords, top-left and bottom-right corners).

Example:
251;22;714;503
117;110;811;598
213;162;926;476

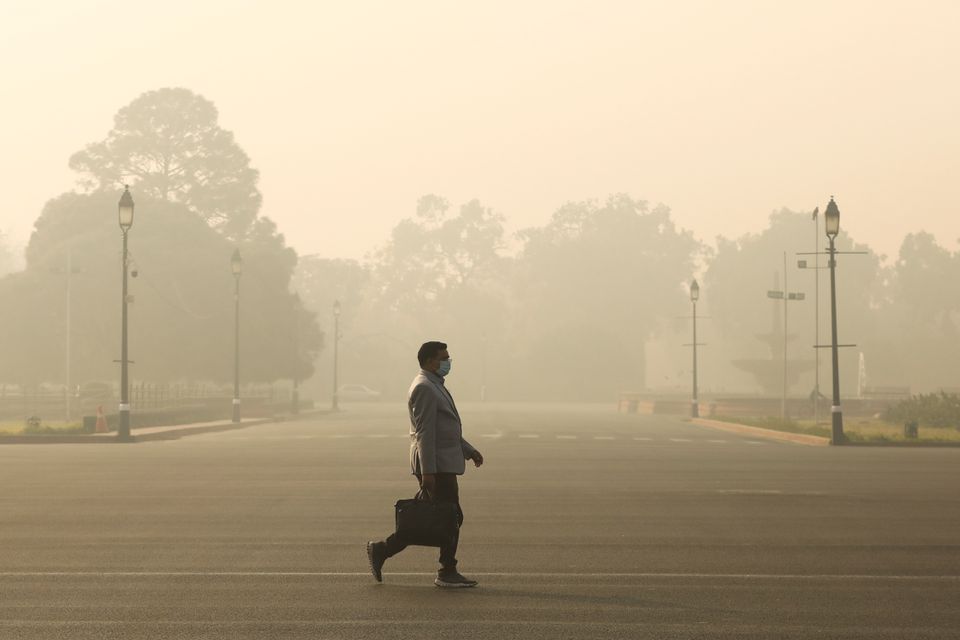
713;415;960;444
0;420;87;436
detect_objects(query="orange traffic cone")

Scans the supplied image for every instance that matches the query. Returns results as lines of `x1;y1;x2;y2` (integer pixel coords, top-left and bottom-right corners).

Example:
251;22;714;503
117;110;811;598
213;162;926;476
95;405;109;433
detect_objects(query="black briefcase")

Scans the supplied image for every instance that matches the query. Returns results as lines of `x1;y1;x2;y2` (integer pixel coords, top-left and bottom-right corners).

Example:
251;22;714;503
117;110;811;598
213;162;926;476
394;494;458;547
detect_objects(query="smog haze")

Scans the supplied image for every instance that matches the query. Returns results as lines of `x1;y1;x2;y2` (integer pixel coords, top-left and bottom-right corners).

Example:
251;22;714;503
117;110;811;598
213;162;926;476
2;0;958;260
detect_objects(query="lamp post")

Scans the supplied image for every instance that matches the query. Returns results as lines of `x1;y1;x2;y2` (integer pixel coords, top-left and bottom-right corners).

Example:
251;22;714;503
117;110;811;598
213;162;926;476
824;197;844;443
767;258;805;422
481;331;488;403
690;279;700;418
812;207;821;425
117;186;134;441
231;249;242;423
332;300;341;411
291;294;301;416
796;209;825;425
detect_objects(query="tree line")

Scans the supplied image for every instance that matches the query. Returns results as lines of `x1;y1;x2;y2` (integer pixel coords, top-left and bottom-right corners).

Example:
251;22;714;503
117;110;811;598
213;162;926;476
1;87;956;402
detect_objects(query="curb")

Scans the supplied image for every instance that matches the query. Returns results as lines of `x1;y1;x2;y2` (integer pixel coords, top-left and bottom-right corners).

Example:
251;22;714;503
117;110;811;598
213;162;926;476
0;407;330;445
132;418;275;442
0;417;274;445
691;418;831;447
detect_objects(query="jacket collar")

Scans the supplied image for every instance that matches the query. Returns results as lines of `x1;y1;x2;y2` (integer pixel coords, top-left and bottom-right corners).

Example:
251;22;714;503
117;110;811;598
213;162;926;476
421;368;445;385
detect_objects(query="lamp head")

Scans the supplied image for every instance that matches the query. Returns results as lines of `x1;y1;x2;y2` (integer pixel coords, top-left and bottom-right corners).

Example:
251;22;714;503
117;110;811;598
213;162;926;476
231;248;243;276
333;299;342;317
118;186;134;231
690;279;700;302
824;197;840;238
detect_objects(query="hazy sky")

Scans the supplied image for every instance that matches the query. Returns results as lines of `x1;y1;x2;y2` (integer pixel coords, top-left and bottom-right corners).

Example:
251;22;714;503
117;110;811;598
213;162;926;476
2;0;958;262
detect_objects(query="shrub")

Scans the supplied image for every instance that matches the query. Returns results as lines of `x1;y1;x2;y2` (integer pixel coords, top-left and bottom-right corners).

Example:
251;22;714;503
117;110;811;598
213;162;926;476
881;392;960;429
22;418;88;435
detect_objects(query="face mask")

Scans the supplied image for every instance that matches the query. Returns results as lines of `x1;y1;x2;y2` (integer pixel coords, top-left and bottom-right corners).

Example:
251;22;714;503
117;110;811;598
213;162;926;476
436;359;452;377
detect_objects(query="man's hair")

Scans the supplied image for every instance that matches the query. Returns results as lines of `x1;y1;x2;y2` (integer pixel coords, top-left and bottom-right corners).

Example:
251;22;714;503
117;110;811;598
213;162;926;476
418;341;447;367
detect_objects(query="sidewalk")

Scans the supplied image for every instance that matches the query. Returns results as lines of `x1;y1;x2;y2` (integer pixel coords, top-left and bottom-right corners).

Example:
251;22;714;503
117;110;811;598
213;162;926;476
691;417;831;446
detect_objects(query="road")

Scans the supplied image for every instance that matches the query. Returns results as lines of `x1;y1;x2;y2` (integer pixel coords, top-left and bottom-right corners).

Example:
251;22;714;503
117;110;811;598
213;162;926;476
1;403;958;638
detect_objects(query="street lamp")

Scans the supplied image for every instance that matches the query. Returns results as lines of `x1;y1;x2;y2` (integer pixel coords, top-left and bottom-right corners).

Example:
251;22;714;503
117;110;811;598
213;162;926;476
117;186;134;441
291;294;301;416
797;206;825;426
824;197;844;443
767;254;805;422
231;249;242;423
690;279;700;418
332;300;341;411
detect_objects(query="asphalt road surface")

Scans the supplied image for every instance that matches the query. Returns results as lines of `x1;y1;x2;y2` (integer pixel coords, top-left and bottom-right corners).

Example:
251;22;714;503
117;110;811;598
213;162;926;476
1;402;958;639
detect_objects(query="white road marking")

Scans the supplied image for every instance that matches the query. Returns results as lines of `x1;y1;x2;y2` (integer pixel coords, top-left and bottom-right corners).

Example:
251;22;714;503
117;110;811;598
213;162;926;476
556;435;578;440
329;435;353;439
365;434;389;438
669;438;692;443
745;440;766;445
0;571;955;581
593;436;615;440
518;434;540;439
480;431;503;439
717;489;783;495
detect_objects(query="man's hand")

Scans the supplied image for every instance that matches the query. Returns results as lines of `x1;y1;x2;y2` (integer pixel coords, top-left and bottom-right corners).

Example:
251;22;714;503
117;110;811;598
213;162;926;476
420;473;437;496
471;451;484;467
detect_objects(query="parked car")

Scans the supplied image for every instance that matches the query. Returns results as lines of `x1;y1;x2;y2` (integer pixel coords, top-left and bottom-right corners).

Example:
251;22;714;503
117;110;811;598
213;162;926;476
336;384;382;401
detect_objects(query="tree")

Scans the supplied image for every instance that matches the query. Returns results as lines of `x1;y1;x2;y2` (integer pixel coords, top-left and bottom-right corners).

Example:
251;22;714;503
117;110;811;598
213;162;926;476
69;88;262;238
873;232;960;391
0;231;16;277
703;208;885;396
513;194;702;399
0;190;320;386
327;196;512;400
372;195;507;310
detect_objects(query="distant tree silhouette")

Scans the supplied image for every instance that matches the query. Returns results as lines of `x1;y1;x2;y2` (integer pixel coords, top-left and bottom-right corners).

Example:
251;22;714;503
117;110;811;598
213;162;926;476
703;208;885;395
0;231;16;277
69;88;261;239
876;232;960;391
0;191;320;386
513;194;701;398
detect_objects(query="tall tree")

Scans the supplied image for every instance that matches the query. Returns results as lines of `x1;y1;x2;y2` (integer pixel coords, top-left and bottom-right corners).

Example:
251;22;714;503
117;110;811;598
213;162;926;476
0;191;320;386
372;195;507;310
0;231;16;277
69;88;262;238
703;208;885;395
352;196;511;400
874;232;960;391
514;194;702;399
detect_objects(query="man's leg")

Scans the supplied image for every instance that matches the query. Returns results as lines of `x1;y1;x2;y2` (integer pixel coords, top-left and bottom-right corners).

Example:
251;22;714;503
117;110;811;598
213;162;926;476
366;476;420;582
431;474;461;569
432;474;475;587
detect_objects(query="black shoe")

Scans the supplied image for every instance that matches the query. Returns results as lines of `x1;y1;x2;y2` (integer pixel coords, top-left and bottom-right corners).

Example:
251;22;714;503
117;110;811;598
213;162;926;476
434;570;478;588
366;541;386;583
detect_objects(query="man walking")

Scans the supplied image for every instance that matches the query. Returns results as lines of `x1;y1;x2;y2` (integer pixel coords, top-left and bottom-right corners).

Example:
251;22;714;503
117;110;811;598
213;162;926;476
366;341;484;588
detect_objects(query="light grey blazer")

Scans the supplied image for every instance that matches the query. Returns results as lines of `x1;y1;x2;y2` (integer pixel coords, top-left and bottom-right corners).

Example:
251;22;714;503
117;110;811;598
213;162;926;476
408;369;477;475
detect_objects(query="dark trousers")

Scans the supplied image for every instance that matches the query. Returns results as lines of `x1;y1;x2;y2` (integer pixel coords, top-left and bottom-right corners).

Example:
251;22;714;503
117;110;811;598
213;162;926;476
382;473;464;570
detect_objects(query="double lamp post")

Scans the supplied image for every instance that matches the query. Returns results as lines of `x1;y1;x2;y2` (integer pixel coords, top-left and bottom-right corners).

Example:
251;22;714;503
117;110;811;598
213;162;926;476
689;279;700;418
798;196;848;444
113;187;247;437
117;187;134;441
824;198;844;443
231;248;243;423
686;197;846;440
